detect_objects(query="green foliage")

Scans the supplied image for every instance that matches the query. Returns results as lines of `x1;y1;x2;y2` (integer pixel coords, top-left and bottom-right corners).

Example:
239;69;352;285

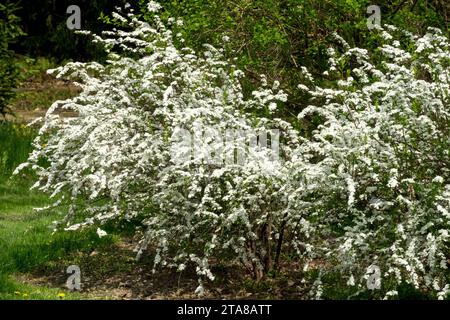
0;1;25;117
132;0;449;122
13;56;55;82
13;0;129;61
0;122;35;177
9;56;80;112
0;2;24;50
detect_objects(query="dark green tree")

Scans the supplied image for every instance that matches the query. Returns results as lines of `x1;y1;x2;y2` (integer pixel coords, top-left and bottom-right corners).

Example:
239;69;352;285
0;1;25;118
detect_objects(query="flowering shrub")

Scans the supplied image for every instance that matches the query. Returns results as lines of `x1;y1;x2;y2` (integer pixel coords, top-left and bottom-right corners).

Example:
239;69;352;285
15;3;298;288
293;26;450;299
16;1;449;299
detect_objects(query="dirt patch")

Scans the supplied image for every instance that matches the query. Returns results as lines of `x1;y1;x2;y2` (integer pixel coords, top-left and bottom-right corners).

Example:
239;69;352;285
16;238;309;300
6;73;81;123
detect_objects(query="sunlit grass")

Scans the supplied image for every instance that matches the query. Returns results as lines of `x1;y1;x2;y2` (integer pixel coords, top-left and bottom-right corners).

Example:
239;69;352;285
0;274;88;300
0;122;114;300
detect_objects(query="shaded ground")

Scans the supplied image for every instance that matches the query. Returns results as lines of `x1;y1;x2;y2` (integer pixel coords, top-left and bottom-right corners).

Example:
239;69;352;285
18;236;309;300
6;71;80;123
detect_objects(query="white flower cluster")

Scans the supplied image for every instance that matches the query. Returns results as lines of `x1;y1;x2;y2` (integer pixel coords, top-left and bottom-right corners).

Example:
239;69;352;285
16;2;449;298
17;6;297;284
291;25;450;298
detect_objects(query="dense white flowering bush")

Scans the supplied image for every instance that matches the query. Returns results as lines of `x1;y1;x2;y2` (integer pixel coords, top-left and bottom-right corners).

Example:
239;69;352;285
16;1;449;298
16;4;299;286
293;26;450;299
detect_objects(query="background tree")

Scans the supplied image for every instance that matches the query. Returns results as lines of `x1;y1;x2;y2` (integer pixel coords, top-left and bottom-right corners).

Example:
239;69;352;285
0;1;25;118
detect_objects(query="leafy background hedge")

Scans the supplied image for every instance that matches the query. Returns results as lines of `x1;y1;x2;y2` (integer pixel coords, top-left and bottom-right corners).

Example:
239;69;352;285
0;1;24;117
1;0;448;119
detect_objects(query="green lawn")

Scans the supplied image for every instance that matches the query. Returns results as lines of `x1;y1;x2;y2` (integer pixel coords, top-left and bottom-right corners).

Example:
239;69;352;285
0;121;110;300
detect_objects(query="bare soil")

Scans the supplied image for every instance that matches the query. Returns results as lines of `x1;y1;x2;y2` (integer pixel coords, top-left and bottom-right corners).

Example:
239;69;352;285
16;238;308;300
